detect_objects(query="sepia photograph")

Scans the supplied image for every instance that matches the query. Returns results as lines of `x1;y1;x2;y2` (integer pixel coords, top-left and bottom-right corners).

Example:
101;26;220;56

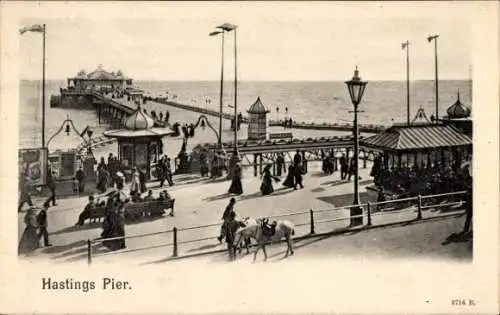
1;1;498;314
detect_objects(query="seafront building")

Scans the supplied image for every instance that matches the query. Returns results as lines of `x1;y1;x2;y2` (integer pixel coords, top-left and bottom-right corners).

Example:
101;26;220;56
66;65;133;92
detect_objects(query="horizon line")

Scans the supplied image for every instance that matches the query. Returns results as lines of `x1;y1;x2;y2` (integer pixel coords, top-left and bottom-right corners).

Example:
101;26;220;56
20;78;473;82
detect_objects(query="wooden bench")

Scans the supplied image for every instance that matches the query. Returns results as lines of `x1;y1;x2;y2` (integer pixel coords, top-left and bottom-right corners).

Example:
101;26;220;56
125;199;175;220
86;199;175;224
269;132;293;140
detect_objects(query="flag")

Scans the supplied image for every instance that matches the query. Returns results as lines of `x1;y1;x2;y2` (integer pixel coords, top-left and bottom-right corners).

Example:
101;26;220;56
402;42;408;49
19;24;44;35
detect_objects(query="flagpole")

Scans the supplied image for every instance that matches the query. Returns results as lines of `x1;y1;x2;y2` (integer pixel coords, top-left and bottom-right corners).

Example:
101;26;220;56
42;24;46;148
406;41;410;126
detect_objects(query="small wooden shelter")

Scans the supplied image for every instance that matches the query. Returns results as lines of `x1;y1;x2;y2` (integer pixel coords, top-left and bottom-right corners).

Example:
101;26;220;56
103;104;173;179
361;122;472;170
247;97;270;141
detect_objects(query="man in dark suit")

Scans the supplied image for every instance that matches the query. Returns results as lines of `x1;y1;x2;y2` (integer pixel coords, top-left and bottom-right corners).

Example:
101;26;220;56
45;167;57;206
37;202;52;247
340;154;348;180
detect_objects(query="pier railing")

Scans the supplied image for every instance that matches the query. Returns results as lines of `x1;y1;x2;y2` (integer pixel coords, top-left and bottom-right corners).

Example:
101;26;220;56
86;190;467;265
151;97;385;133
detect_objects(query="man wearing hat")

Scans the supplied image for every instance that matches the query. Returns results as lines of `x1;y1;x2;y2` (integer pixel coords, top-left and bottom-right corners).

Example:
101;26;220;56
37;202;52;247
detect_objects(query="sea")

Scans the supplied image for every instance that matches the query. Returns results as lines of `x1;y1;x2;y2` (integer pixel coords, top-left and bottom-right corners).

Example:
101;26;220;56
19;79;472;150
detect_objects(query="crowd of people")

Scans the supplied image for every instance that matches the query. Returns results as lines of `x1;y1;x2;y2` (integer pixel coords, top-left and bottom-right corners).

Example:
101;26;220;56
226;150;308;197
322;153;357;180
282;117;294;129
370;156;473;199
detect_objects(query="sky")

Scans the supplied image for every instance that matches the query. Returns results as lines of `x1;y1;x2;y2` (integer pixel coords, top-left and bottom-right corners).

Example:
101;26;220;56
17;3;472;81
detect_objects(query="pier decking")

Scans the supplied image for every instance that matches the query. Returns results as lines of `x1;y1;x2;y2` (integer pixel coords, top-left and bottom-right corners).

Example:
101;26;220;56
55;88;386;133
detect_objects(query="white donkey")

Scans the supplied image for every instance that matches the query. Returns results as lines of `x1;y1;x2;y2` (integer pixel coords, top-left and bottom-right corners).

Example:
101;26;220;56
235;218;294;262
233;217;260;254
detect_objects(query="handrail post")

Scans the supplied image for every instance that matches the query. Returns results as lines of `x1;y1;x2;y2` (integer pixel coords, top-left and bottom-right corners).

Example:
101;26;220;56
87;239;92;265
309;209;315;235
417;195;423;220
366;202;372;226
172;227;178;257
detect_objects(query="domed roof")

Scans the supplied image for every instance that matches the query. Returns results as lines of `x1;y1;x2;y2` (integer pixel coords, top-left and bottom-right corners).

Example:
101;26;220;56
247;97;269;114
447;91;471;119
123;105;155;130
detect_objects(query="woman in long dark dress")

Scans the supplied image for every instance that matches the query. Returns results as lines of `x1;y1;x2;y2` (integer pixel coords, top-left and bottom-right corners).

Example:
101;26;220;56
282;164;295;188
18;207;39;254
228;163;243;195
102;201;126;251
260;164;275;195
96;166;108;193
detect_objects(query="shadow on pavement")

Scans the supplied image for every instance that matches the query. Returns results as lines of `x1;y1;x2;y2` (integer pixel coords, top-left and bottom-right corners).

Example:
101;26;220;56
320;179;346;187
441;231;472;245
237;191;262;201
51;223;101;236
125;214;169;226
267;188;295;197
310;187;326;193
311;172;330;178
317;192;372;207
186;243;220;253
41;239;87;255
203;193;231;202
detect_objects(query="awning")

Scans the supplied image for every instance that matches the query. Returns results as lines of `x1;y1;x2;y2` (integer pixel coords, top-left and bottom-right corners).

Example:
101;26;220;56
361;123;472;151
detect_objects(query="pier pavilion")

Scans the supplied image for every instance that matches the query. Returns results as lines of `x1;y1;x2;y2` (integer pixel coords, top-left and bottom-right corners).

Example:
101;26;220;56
103;104;173;179
66;65;132;93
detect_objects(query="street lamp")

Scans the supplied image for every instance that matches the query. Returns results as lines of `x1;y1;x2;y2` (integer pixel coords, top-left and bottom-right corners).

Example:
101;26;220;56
345;66;368;227
428;34;439;122
209;29;225;149
217;22;239;176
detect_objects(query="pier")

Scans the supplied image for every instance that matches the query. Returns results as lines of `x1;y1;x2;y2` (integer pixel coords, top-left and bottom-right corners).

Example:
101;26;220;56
57;88;379;177
53;87;386;134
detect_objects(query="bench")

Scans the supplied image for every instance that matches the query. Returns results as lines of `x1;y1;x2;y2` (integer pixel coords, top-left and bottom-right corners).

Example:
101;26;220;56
125;199;175;220
87;199;175;223
269;132;293;140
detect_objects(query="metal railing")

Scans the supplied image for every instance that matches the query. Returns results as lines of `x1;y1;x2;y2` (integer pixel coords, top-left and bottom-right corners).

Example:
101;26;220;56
86;190;467;265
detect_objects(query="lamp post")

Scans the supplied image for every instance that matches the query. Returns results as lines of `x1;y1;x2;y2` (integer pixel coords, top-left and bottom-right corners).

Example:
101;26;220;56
428;34;439;122
20;23;46;147
345;66;368;227
217;22;239;176
209;29;225;149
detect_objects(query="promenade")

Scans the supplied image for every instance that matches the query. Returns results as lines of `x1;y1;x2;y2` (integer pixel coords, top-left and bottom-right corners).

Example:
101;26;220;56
18;161;469;266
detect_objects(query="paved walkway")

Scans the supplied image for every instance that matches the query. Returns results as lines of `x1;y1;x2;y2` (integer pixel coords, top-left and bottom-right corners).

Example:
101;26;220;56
18;160;468;266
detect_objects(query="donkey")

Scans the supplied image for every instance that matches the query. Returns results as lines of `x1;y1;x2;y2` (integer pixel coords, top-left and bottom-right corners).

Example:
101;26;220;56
233;217;260;255
253;218;295;262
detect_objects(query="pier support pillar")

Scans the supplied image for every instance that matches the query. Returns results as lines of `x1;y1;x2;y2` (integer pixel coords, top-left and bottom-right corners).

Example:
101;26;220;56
259;154;263;175
97;104;101;124
272;157;276;176
253;154;258;177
